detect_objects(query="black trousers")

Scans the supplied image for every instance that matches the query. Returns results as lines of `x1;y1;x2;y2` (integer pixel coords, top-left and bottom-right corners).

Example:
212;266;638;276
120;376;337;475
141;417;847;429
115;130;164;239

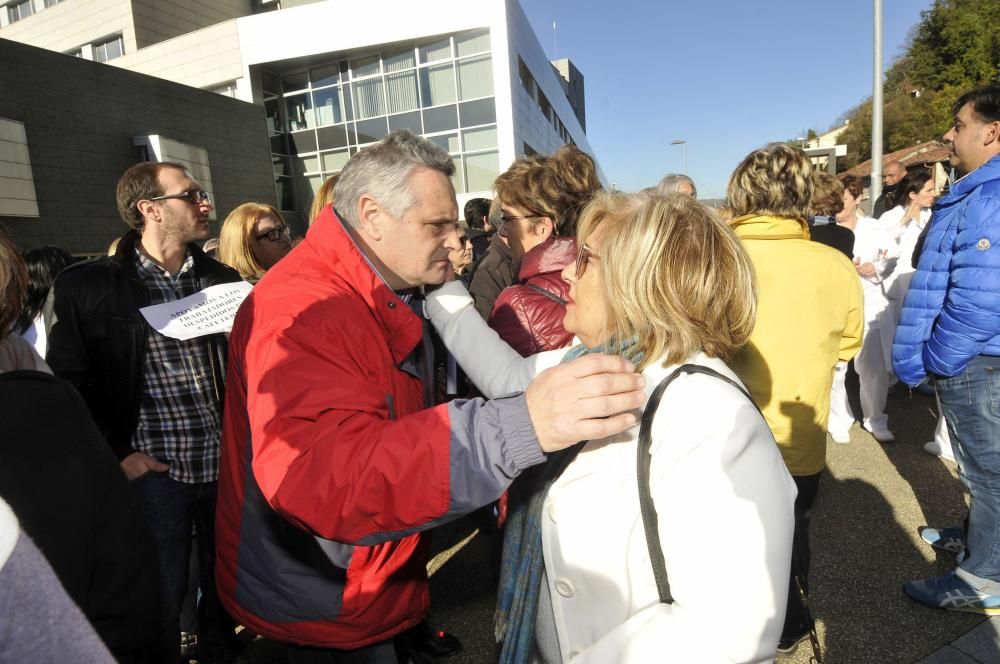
782;472;822;638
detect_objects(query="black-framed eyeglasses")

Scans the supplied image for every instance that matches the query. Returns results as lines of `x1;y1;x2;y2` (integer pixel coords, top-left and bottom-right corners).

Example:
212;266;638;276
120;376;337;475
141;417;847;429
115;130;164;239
256;225;290;242
576;243;600;279
148;189;211;205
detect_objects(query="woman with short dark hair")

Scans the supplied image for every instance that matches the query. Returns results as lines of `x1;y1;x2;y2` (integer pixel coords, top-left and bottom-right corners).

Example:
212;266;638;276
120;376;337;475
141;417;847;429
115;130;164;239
0;234;49;373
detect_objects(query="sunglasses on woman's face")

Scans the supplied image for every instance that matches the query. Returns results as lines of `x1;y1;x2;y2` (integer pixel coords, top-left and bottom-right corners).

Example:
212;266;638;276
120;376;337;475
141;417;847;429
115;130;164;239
256;225;290;242
575;243;600;279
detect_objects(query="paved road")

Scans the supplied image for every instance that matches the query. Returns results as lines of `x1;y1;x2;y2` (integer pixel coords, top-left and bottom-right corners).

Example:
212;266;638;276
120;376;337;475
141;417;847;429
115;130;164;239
236;382;993;664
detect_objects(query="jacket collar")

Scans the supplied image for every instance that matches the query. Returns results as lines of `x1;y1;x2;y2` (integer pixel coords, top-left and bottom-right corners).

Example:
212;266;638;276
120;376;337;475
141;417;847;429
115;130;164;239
938;153;1000;205
730;214;811;241
304;206;423;366
518;235;577;281
113;228;217;283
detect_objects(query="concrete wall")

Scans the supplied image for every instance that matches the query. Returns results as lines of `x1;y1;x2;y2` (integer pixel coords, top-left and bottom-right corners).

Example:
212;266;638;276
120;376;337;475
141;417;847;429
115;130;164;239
0;38;276;254
0;0;137;55
130;0;253;49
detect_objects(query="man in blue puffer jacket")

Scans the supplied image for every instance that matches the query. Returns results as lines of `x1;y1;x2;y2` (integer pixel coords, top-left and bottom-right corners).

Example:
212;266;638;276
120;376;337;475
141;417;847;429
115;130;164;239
893;85;1000;614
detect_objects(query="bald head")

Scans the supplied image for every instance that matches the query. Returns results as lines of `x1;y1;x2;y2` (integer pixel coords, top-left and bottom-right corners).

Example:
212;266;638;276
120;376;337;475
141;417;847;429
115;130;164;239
883;161;906;187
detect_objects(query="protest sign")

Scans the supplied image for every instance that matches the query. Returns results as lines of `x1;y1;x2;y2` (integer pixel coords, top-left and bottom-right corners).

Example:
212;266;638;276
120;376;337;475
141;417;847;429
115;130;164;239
139;281;253;341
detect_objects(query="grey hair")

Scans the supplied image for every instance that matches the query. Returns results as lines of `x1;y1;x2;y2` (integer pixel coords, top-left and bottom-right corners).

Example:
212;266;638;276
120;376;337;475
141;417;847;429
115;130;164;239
655;173;697;197
333;130;455;227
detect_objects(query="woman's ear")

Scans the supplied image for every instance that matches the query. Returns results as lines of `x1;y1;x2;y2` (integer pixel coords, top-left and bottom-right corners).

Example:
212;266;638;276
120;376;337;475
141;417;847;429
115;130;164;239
536;216;555;240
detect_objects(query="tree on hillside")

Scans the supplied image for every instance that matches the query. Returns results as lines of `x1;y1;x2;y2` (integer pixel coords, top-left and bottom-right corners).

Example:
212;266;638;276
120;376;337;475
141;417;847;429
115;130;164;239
835;0;999;171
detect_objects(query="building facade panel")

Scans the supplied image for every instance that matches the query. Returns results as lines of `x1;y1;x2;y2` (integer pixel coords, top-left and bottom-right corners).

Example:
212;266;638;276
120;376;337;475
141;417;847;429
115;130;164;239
130;0;252;49
0;0;135;56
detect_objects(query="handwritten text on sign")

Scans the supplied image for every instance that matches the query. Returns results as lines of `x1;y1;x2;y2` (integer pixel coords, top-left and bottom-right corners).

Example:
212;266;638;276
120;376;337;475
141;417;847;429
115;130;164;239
139;282;253;340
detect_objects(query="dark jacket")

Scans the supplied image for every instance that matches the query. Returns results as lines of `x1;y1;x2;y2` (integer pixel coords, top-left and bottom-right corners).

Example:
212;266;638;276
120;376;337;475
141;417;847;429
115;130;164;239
489;236;576;357
0;370;160;658
467;228;492;264
46;230;241;460
808;216;855;259
469;233;516;320
872;184;898;219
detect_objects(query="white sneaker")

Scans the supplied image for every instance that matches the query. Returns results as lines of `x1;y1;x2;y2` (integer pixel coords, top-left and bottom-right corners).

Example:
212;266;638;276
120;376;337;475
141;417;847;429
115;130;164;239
924;440;955;461
864;423;895;443
829;430;851;444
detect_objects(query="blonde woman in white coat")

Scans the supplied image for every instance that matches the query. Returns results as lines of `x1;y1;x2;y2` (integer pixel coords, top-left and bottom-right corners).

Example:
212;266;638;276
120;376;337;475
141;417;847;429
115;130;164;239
427;192;796;663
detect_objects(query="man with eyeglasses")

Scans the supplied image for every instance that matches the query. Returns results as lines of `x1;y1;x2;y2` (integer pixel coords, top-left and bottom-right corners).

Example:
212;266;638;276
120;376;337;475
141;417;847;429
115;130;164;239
215;131;645;663
47;161;242;664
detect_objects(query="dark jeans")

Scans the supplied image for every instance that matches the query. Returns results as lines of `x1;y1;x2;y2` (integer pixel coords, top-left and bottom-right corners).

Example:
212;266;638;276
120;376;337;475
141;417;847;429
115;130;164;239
782;472;822;638
131;472;236;664
286;639;404;664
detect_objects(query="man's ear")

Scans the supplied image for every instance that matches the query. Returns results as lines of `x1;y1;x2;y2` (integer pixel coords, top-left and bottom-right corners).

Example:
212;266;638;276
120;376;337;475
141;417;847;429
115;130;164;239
984;120;1000;146
356;194;384;241
135;200;158;225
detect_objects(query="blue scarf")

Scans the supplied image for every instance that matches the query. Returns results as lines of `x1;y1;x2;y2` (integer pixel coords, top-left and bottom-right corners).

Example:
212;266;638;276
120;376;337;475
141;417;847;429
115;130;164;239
495;340;639;663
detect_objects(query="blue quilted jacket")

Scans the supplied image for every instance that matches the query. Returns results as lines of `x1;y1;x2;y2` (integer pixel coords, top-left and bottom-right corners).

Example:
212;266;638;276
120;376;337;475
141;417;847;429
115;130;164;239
892;155;1000;386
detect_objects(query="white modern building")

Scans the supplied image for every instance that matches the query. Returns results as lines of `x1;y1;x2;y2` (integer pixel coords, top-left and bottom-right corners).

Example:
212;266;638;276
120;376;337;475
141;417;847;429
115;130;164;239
1;0;598;226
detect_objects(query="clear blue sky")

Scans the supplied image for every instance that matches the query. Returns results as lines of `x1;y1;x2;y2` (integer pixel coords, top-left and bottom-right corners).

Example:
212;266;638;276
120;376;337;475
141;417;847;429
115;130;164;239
521;0;935;199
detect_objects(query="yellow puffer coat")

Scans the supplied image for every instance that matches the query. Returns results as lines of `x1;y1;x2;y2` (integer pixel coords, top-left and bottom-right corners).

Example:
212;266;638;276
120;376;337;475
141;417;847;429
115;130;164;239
729;214;864;476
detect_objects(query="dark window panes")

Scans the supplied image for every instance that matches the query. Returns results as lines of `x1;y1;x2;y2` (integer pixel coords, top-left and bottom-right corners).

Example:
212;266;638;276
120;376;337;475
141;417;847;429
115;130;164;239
313;87;343;126
269;134;287;154
272;156;291;177
423;105;458;134
355;117;389;145
288;130;318;154
275;176;295;211
459;98;496;127
311;63;340;88
264;98;283;134
282;70;309;92
388;110;422;134
317;125;349;150
285;93;314;131
260;70;280;96
428;133;459;154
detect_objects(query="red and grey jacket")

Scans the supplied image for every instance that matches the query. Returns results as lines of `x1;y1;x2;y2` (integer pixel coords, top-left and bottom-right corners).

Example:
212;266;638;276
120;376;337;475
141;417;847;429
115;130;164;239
215;208;545;649
489;236;577;357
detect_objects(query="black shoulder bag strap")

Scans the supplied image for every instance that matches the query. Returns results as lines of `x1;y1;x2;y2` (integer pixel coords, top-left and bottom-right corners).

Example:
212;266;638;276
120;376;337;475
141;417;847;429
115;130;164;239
637;363;760;605
637;363;824;663
525;283;568;306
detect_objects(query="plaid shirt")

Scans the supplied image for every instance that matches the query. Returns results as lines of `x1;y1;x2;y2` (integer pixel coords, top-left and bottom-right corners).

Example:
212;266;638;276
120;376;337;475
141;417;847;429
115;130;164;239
133;247;222;483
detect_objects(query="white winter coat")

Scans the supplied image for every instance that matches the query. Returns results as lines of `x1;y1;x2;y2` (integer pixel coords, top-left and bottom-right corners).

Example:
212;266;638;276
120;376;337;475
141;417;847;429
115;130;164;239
426;282;797;663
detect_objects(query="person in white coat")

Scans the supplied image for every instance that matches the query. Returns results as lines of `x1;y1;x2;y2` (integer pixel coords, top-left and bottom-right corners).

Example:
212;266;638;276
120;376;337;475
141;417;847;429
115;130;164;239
426;192;796;663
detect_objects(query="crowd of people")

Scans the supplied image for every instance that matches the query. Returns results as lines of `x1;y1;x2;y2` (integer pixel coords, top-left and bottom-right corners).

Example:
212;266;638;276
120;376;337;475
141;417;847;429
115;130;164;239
1;83;1000;664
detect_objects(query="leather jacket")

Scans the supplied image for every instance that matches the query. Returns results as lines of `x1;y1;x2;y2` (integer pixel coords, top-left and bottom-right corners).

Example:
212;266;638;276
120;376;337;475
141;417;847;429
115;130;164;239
46;230;241;461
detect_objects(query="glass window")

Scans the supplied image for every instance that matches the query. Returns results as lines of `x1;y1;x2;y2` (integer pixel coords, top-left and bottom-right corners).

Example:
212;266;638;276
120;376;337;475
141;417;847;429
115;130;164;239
428;133;460;154
423;105;458;134
459;98;496;127
307;175;324;195
264;98;283;134
269;135;286;155
285;93;315;132
275;177;294;211
538;91;552;122
451;155;465;194
317;125;349;150
351;55;381;79
457;56;493;101
419;38;451;63
313;87;343;126
310;63;340;88
385;71;419;115
518;59;535;99
272;156;291;177
355;117;389;145
288;130;318;154
420;63;456;107
462;126;497;152
45;0;67;7
384;47;416;73
456;29;490;57
7;0;33;23
321;149;350;173
465;151;499;192
388;111;422;134
260;70;280;96
282;70;309;92
296;154;321;174
93;35;124;63
352;78;384;119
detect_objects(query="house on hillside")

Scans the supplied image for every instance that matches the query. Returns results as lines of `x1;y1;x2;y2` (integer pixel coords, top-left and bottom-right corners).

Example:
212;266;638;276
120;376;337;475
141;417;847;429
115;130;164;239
845;140;952;215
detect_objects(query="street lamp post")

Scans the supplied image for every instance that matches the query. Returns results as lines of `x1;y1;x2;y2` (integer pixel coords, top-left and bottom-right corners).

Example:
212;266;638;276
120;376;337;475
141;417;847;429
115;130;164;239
670;139;687;174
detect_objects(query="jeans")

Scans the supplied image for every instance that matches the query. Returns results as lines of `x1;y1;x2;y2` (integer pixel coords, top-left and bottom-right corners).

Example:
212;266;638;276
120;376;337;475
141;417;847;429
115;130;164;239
782;473;821;638
936;355;1000;582
131;472;236;663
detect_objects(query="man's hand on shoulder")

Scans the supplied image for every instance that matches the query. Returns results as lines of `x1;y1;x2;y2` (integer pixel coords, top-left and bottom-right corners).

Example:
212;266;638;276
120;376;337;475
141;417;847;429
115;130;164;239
120;452;169;480
526;353;645;453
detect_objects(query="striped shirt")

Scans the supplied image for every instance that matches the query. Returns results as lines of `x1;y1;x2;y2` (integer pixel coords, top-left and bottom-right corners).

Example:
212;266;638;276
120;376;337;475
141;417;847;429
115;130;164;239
132;247;221;484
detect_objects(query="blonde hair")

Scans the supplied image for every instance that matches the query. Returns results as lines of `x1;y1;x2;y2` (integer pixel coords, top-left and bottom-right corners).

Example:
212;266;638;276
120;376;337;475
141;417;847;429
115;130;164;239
726;143;813;220
579;192;757;371
218;202;285;282
493;145;601;236
309;174;339;225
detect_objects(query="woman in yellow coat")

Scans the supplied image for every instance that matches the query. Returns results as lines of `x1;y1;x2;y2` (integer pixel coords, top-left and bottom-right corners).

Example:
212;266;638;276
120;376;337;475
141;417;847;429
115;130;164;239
726;143;863;655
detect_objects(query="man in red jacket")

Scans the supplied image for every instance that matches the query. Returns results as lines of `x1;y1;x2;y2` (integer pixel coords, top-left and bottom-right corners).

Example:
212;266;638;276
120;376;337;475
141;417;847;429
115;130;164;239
216;130;644;662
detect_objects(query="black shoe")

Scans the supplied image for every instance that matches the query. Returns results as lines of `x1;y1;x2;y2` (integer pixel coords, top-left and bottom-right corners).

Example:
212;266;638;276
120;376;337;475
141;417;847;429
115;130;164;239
405;621;462;659
776;629;810;654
